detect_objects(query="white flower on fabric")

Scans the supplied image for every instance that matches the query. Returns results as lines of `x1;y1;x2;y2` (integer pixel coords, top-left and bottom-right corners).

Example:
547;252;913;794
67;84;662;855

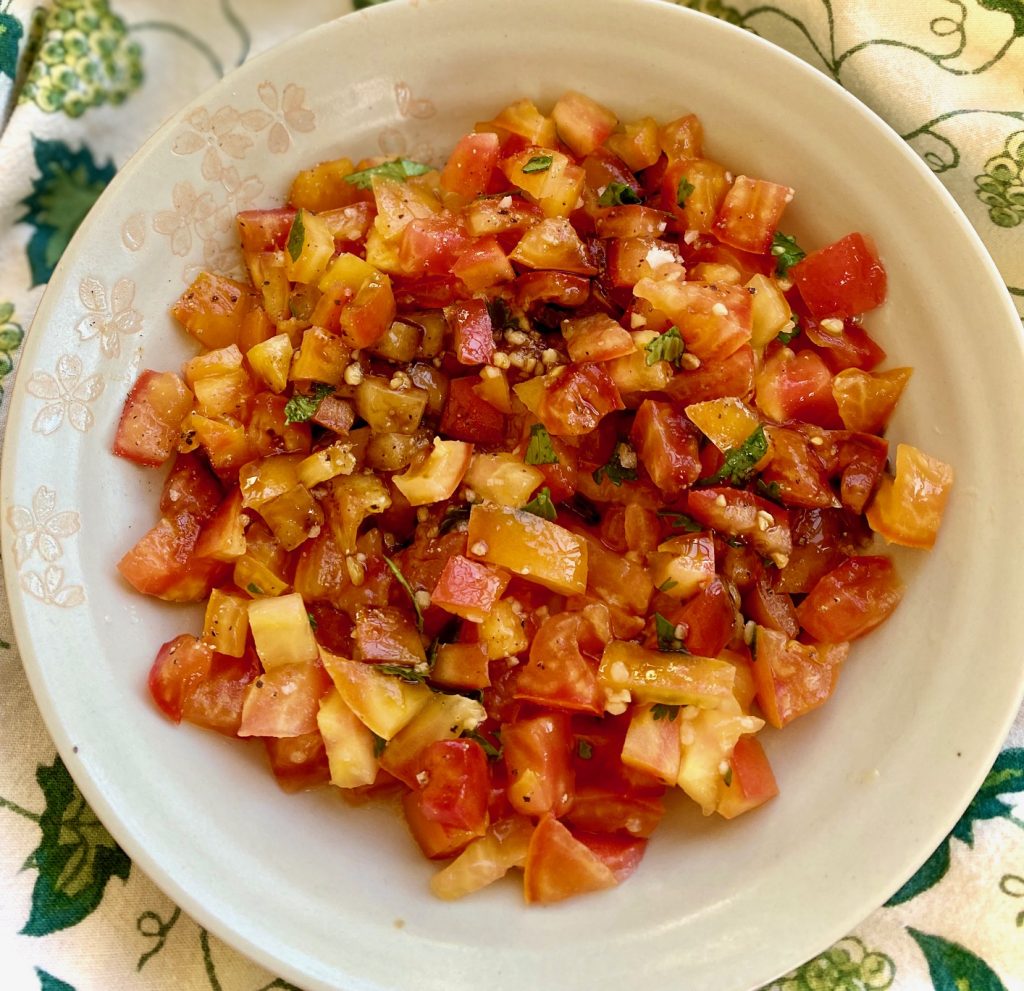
76;277;142;358
6;486;81;569
172;106;253;181
26;354;104;435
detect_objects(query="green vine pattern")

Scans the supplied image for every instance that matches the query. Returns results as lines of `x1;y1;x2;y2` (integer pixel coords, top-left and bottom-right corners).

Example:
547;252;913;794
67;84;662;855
976;130;1024;227
765;937;895;991
0;300;24;397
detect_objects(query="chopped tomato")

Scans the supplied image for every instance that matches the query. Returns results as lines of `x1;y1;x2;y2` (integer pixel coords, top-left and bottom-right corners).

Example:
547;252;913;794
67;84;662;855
536;361;624;437
502;713;575;818
713;176;794;254
118;513;225;602
113;370;194;467
440;375;507;445
515;611;605;714
148;634;214;723
238;662;331;738
629;400;701;495
418;739;491;833
523;815;617;903
445;299;496;365
716;735;778;819
796;556;904;642
440;132;502;199
790;232;887;320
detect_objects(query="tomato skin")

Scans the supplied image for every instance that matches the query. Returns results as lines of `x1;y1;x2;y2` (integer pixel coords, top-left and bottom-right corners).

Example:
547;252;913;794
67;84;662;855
114;370;194;467
432;555;510;623
399;217;470;277
790;232;887;320
756;347;842;429
565;786;665;838
573;830;647;882
181;648;261;735
148;634;214;723
742;573;799;639
752;627;849;728
665;343;755;407
439;376;507;446
716;735;778;819
514;271;590;312
160;453;223;521
238;662;332;738
403;789;481;859
537;361;624;437
713;175;794;254
445;299;496;366
418;739;491;833
515;611;605;714
686;488;792;562
502;713;575;818
670;575;736;657
237;208;296;256
118;513;226;602
440;132;501;199
866;444;954;549
796;556;903;642
629;400;701;496
760;426;838;509
523;815;617;904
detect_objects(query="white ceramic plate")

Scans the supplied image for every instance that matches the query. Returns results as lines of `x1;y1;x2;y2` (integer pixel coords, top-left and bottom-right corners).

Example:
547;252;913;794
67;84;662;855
4;1;1024;989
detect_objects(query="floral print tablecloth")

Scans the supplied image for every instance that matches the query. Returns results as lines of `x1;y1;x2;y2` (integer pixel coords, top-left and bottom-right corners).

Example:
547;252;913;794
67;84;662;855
0;1;1021;989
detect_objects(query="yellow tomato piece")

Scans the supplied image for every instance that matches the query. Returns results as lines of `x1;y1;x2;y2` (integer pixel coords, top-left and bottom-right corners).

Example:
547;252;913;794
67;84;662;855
866;443;953;549
317;688;379;789
685;397;762;452
248;592;318;668
598;640;736;708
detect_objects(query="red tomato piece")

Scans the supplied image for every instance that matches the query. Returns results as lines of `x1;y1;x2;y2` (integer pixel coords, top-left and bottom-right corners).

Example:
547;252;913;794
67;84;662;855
148;634;214;723
159;453;223;521
713;175;793;254
537;362;624;437
399;217;471;277
629;399;701;496
245;392;312;458
445;299;496;365
803;316;887;373
514;271;591;312
432;555;510;623
236;208;296;256
264;732;330;793
742;573;799;639
664;343;755;407
113;370;194;467
515;611;605;715
523;815;617;904
502;713;575;818
755;347;842;429
440;132;502;199
402;790;481;860
671;575;736;657
760;426;839;509
716;735;778;819
181;648;262;735
118;513;225;602
440;376;507;446
451;237;515;292
391;275;462;310
418;739;491;834
752;628;849;729
237;662;331;738
573;831;647;883
790;232;887;320
566;786;665;838
796;555;903;642
686;488;792;563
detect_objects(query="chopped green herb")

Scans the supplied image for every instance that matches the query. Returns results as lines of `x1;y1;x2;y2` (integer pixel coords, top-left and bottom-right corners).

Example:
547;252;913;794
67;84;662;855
286;211;305;262
598;182;642;207
771;231;805;278
522;154;553;174
755;478;783;503
676;177;695;207
522;487;557;521
577;739;594;760
658;578;679;593
284;382;334;424
377;664;429;684
699;425;769;488
657;509;703;532
644;325;685;367
593;445;638;487
722;766;733;786
655;612;690;653
524;423;559;465
372;733;387;758
343;158;434;189
438;504;471;536
307;611;318;631
246;582;263;596
652;703;681;722
486;296;520;332
383;556;424;631
465;730;503;760
776;317;801;345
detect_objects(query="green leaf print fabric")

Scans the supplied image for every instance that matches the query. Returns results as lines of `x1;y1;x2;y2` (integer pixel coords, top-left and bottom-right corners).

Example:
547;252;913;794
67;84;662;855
0;1;1020;989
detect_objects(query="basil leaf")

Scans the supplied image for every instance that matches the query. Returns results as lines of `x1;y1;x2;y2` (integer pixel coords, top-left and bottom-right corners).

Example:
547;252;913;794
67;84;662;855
644;325;685;367
657;509;703;532
598;182;642;207
376;664;429;684
651;703;681;722
438;504;471;535
777;317;801;345
676;177;695;207
286;211;305;262
343;158;434;189
655;612;690;654
283;382;334;424
522;487;557;521
372;733;387;758
465;730;502;760
522;155;553;174
771;231;806;277
658;578;679;592
593;445;638;487
577;739;594;759
699;425;769;488
524;423;559;465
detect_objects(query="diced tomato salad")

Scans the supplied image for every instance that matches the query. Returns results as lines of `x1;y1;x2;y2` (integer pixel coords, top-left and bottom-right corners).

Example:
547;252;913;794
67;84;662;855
114;92;954;904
